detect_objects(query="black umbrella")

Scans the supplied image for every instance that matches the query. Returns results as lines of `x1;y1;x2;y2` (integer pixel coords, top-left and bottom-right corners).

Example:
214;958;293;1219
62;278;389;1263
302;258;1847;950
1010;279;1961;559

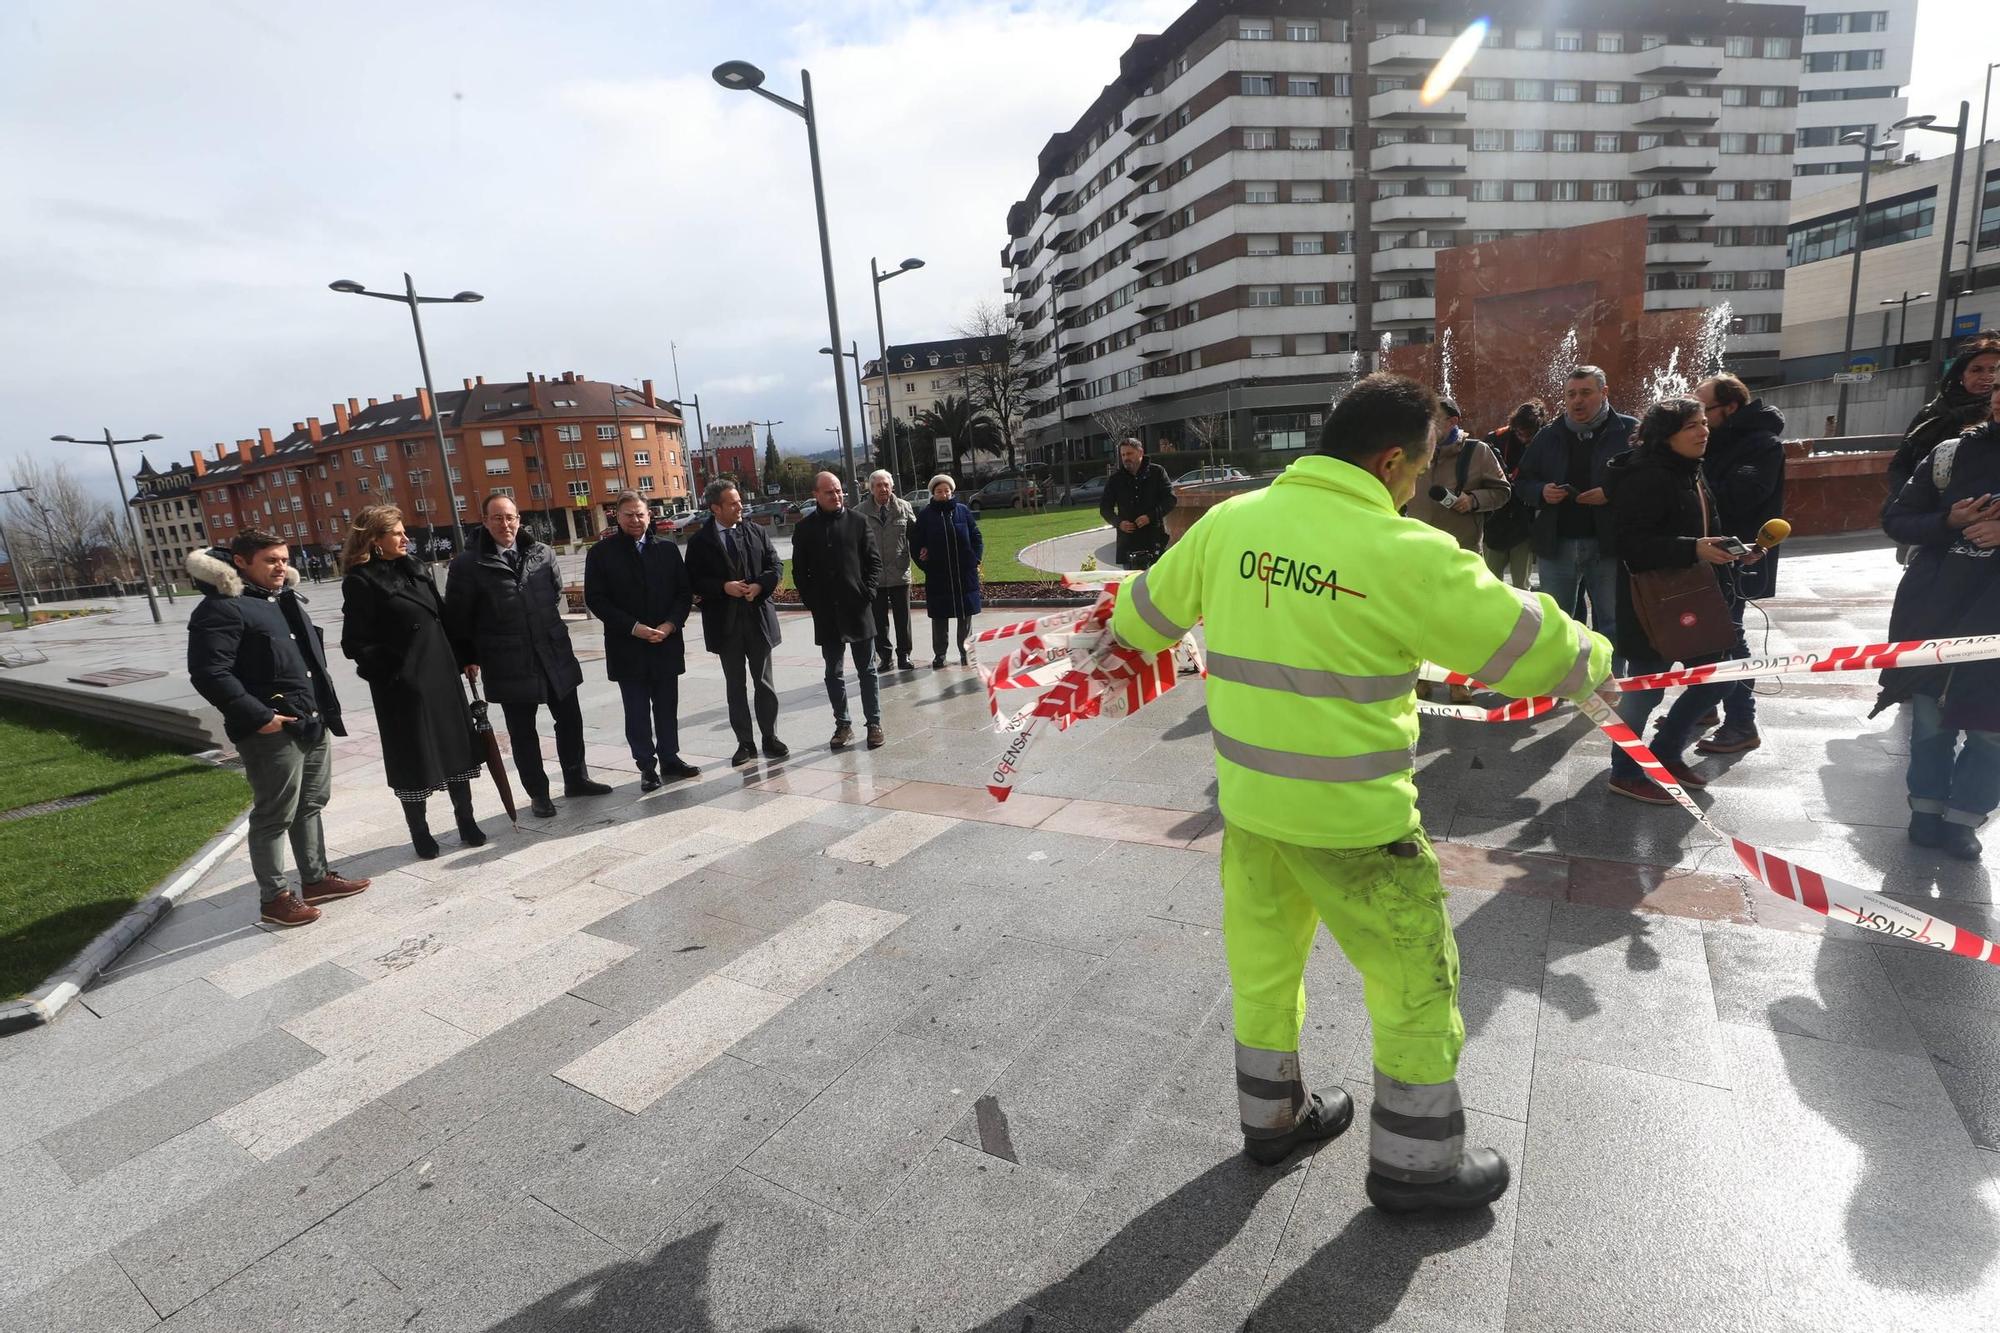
465;675;518;824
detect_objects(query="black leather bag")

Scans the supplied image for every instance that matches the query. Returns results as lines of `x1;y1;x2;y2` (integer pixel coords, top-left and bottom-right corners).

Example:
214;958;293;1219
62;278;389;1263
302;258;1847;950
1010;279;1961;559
1627;564;1734;663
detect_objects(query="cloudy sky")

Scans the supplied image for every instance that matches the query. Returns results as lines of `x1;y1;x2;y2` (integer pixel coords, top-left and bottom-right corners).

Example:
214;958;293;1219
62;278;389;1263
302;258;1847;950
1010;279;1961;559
0;0;1976;502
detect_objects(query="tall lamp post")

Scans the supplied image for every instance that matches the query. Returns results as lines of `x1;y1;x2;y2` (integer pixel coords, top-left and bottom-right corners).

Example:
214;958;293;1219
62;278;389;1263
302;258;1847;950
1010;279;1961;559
328;274;482;555
50;429;163;623
869;257;925;488
1891;104;1970;365
713;60;857;488
1963;64;2000;334
668;394;708;499
819;342;868;481
1834;131;1903;436
0;486;38;616
1878;290;1932;367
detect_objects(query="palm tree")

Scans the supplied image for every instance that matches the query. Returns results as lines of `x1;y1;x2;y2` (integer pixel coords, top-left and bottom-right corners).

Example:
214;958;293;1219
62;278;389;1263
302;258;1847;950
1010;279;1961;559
914;395;1000;480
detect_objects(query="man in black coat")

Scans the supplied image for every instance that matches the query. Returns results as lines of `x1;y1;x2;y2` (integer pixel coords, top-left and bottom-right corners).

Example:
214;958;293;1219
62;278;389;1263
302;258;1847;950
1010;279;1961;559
791;470;884;750
445;494;609;817
1512;366;1636;644
685;480;789;767
585;491;698;791
1100;438;1176;568
1694;373;1787;757
187;531;367;928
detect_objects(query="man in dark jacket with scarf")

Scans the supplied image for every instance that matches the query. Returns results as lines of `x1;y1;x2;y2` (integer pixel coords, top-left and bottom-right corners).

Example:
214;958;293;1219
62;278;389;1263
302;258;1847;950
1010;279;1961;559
685;480;788;767
446;494;609;817
1513;366;1635;646
1886;335;2000;499
1693;373;1787;756
187;531;367;928
1100;438;1176;568
584;491;698;791
791;471;884;750
1876;382;2000;861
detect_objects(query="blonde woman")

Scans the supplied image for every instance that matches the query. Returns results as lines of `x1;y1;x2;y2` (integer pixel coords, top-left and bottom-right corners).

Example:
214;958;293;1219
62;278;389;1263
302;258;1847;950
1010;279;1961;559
339;506;486;857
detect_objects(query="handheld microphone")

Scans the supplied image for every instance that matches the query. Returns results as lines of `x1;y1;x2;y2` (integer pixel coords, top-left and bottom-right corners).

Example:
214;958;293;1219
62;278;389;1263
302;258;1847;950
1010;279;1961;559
1429;484;1459;508
1754;518;1792;552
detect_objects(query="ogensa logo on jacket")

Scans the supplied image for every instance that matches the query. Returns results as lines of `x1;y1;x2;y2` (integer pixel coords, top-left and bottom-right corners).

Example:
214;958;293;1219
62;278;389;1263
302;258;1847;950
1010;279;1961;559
1237;549;1366;607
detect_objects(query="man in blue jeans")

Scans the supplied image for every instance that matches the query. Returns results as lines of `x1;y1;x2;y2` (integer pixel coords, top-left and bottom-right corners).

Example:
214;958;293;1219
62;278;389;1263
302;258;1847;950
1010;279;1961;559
1512;366;1637;654
790;471;885;750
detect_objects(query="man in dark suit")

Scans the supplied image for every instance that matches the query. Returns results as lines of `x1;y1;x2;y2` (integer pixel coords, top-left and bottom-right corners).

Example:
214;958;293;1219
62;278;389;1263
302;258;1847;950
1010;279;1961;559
685;480;789;767
445;494;611;817
584;491;699;791
791;470;884;750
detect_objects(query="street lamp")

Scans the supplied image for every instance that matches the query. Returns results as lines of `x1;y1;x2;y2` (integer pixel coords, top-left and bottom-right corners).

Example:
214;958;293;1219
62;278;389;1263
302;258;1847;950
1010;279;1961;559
49;430;164;623
869;257;925;487
1834;131;1902;436
713;59;857;488
1878;291;1933;367
1963;64;2000;341
328;274;482;555
819;342;868;481
1892;105;1970;365
0;486;38;616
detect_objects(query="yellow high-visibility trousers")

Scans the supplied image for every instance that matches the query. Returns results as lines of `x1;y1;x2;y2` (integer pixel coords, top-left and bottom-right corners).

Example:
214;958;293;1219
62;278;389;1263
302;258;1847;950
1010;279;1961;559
1223;822;1468;1182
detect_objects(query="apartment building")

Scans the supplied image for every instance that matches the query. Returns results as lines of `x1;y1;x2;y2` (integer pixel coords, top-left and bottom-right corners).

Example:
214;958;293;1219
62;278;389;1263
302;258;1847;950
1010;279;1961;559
184;374;689;556
858;336;1010;440
1001;0;1806;463
128;456;208;584
1791;1;1916;195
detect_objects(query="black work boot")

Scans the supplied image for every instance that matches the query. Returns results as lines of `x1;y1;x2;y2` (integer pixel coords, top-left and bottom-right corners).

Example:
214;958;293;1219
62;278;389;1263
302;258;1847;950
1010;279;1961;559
1366;1148;1512;1214
1242;1090;1355;1167
1909;811;1945;848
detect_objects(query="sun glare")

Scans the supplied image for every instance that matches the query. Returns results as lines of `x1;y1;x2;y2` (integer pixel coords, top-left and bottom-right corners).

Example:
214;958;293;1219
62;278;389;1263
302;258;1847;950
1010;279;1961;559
1420;19;1489;105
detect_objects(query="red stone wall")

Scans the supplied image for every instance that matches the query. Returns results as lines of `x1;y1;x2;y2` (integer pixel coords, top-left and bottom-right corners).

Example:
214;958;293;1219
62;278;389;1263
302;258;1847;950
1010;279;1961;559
1784;445;1892;537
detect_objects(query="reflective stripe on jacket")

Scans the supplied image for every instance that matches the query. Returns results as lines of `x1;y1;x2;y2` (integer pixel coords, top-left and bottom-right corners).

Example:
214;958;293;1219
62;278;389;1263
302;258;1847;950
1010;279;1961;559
1111;453;1612;849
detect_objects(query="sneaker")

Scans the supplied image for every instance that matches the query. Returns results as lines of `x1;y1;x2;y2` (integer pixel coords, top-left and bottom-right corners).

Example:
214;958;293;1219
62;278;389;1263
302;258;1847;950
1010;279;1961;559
831;723;854;749
1242;1089;1355;1167
1366;1148;1511;1214
730;742;758;767
762;737;791;760
299;873;370;905
866;724;885;750
1694;725;1761;755
1609;775;1675;805
260;892;321;928
1909;811;1945;847
1941;824;1984;862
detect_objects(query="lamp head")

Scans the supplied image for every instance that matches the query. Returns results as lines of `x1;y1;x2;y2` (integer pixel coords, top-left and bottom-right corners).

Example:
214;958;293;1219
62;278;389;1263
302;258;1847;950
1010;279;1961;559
898;258;925;271
141;433;162;441
329;279;367;294
818;347;834;355
1891;114;1936;131
713;61;766;91
50;435;76;443
452;291;483;303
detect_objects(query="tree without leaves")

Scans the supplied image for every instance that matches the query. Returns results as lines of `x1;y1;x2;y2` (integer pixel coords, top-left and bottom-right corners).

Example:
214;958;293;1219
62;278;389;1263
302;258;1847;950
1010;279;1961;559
3;458;121;588
956;301;1035;473
1185;411;1231;469
1091;403;1147;451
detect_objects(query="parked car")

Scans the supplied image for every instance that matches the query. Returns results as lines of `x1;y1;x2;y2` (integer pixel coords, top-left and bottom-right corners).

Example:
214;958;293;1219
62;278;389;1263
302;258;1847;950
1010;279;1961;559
746;501;790;525
1173;465;1249;489
787;499;815;520
967;475;1042;511
659;510;709;537
1062;475;1110;507
903;487;933;507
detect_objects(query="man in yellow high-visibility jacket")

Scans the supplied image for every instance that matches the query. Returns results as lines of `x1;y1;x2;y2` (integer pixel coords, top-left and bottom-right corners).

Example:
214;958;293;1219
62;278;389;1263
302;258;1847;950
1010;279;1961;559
1111;374;1611;1213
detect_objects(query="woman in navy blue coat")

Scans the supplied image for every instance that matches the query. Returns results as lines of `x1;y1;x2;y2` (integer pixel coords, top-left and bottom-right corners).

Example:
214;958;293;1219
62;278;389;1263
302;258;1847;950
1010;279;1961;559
911;475;984;668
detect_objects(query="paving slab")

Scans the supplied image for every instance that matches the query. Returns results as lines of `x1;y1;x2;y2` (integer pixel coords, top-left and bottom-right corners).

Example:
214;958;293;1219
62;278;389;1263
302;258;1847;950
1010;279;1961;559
0;1255;159;1333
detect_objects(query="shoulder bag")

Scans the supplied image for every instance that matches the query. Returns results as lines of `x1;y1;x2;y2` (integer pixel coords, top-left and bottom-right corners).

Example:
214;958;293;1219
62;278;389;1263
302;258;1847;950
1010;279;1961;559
1626;475;1734;663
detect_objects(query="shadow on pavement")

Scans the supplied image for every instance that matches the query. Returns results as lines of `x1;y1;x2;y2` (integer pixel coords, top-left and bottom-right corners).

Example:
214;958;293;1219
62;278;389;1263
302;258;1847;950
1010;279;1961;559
1241;1206;1496;1330
479;1224;817;1333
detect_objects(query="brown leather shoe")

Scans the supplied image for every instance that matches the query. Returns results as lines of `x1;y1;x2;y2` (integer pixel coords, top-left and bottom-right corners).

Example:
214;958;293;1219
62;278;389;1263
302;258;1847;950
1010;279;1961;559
866;724;885;750
260;892;321;928
300;873;371;904
831;722;854;749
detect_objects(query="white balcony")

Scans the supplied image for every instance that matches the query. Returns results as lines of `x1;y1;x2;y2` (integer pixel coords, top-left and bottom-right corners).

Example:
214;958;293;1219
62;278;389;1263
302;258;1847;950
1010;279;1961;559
1632;44;1724;79
1374;297;1436;327
1368;32;1452;68
1125;141;1164;180
1645;243;1712;268
1370;88;1466;121
1041;172;1079;214
1132;238;1171;271
1372;194;1468;225
1632;145;1717;175
1057;321;1087;351
1138;331;1173;358
1637;192;1714;221
1139;372;1177;398
1373;246;1440;274
1644;288;1709;310
1634;95;1722;126
1135;285;1173;315
1372;141;1468;174
1128;191;1166;224
1124;91;1164;135
1049;211;1081;241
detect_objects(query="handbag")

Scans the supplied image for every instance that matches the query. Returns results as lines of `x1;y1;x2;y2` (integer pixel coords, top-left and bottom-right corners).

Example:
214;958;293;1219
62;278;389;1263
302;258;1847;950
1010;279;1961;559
1625;474;1733;663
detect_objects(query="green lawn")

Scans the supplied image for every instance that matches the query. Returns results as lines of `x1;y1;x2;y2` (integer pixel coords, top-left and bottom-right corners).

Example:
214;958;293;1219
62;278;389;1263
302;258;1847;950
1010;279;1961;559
0;703;250;998
774;504;1107;593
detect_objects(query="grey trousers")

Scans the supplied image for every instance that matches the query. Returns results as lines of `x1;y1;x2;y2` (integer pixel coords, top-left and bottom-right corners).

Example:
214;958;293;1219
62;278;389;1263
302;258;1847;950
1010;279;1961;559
238;727;332;901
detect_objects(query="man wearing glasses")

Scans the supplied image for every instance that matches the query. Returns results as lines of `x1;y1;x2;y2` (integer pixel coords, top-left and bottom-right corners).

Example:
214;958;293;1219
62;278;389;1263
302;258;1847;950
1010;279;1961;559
1692;372;1786;757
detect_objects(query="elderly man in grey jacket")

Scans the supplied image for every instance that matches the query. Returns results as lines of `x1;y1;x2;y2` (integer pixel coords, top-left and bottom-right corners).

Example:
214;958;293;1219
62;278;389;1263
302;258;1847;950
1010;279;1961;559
855;469;918;672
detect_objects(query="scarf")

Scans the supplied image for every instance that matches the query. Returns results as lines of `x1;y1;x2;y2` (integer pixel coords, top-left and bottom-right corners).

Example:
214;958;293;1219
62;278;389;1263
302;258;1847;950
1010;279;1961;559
1559;399;1613;439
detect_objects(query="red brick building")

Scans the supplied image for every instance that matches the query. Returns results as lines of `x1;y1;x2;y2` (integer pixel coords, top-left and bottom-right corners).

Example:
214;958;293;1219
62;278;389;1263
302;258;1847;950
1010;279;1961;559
185;374;689;558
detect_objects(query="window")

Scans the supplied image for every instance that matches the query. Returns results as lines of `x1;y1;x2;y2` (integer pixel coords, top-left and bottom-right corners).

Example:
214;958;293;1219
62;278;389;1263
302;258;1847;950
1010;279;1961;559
350;448;365;465
637;477;654;493
1472;129;1504;152
1752;181;1777;200
599;451;622;468
628;424;646;439
1760;37;1793;58
480;428;505;447
1550;181;1579;201
562;451;585;469
1288;128;1320;149
1516;29;1543;50
357;477;370;493
1292;235;1324;254
1471;179;1504;201
1510;181;1537;202
1594;84;1622;104
593;424;616;440
556;424;581;442
372;444;388;461
1247;234;1280;256
1244;128;1277;149
1513;80;1544;101
1755;134;1784;154
1290;181;1323;202
1711;271;1736;291
1720;133;1748;154
1296;334;1327;356
1785;189;1936;265
1286;20;1318;41
1330;127;1353;150
1473;79;1504;101
1758;88;1782;107
1637;133;1664;150
482;458;510;475
1592;181;1619;201
1717;181;1740;200
1595;33;1623;53
1554;30;1582;52
1552;131;1580;153
568;481;591;499
1288;76;1319;96
1239;19;1272;40
1725;36;1752;57
631;450;650;466
1739;314;1778;334
1722;87;1746;106
1514;129;1544;152
1241;74;1275;96
1593;132;1622;153
1293;285;1325;305
1246;180;1278;203
1746;270;1772;290
1250;336;1284;358
1554;82;1580;103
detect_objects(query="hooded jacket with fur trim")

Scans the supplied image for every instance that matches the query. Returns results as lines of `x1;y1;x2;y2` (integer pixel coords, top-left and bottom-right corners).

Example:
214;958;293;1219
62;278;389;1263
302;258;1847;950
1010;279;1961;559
185;545;345;742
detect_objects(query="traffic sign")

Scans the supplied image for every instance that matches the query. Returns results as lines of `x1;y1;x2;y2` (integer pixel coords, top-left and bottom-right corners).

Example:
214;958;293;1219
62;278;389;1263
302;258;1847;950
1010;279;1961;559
1833;371;1873;384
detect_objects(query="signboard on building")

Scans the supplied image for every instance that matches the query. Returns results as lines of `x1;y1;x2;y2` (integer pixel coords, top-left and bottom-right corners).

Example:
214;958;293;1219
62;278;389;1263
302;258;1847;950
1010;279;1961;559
1833;371;1874;385
1955;313;1985;339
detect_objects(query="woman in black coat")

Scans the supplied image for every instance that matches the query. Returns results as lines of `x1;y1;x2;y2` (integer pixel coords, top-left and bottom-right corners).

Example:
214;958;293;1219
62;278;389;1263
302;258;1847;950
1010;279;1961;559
340;505;486;858
911;475;984;668
1601;398;1749;805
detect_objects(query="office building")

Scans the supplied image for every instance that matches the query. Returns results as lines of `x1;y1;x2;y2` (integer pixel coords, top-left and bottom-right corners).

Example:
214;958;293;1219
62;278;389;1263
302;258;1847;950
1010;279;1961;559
1791;1;1917;196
